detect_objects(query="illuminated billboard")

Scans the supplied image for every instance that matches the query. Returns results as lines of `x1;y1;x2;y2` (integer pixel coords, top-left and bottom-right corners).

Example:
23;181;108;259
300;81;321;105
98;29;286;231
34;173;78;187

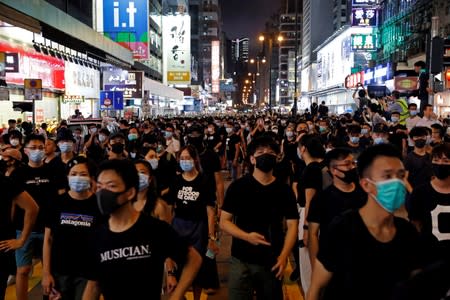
352;8;378;27
351;34;377;51
103;0;149;60
162;15;191;85
211;40;220;93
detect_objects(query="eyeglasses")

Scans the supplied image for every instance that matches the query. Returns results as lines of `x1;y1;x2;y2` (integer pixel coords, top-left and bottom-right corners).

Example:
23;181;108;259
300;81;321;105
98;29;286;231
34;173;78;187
26;146;45;151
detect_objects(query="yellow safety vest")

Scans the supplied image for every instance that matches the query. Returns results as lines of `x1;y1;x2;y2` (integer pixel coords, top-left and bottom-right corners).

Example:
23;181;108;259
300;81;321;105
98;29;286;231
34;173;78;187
398;98;409;125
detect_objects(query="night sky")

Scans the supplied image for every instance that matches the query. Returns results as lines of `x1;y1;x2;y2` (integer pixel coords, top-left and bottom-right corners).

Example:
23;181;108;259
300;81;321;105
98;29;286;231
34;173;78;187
221;0;281;53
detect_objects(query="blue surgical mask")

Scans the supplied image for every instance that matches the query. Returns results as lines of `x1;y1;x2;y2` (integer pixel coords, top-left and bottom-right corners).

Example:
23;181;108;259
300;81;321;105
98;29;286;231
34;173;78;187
367;178;406;213
286;131;294;138
28;150;45;163
68;176;91;192
410;110;418;116
59;142;73;153
373;137;386;145
319;126;327;133
180;159;195;172
138;173;149;191
164;131;173;138
391;117;399;123
128;133;138;141
148;158;159;170
361;128;369;135
350;136;360;144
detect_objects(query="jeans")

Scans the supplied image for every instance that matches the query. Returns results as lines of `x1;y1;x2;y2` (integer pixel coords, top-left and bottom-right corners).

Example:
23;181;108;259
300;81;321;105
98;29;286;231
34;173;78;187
227;160;238;181
228;256;283;300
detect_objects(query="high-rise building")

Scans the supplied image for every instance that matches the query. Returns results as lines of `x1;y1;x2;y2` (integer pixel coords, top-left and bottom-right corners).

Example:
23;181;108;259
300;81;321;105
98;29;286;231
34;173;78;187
279;0;302;105
231;38;250;62
332;0;352;32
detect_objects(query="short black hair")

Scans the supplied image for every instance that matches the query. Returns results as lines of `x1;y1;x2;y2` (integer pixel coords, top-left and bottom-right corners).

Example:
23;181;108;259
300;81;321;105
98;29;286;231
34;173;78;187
431;123;444;137
391;90;400;99
325;147;352;168
408;103;417;109
247;136;280;157
9;130;23;139
358;90;366;98
299;134;325;159
66;156;97;177
347;124;361;135
409;126;428;139
357;144;402;178
431;143;450;160
97;159;139;195
414;61;426;69
24;134;45;146
424;104;433;110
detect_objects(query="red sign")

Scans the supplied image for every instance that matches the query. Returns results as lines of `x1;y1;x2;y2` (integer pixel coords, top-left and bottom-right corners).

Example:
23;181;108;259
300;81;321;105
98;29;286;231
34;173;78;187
345;71;365;89
0;41;65;90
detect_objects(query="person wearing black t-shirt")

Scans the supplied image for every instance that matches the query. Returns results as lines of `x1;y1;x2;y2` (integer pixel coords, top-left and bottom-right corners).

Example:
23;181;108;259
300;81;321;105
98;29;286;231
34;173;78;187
346;124;366;159
388;111;408;157
0;176;37;300
292;134;325;292
13;134;66;300
225;123;241;181
167;145;217;300
404;126;433;189
220;136;299;300
308;145;422;300
408;143;450;264
83;159;201;300
42;156;101;299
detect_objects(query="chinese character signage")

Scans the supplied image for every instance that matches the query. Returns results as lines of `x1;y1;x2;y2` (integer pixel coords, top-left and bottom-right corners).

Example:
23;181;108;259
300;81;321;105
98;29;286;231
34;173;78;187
65;62;100;99
211;40;220;94
351;34;377;51
352;8;378;27
103;0;149;60
162;15;191;85
103;69;143;99
352;0;378;6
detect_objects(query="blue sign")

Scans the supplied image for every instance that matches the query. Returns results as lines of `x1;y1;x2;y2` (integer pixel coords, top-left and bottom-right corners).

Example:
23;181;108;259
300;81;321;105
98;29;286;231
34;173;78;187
103;0;149;59
100;91;124;110
363;63;393;85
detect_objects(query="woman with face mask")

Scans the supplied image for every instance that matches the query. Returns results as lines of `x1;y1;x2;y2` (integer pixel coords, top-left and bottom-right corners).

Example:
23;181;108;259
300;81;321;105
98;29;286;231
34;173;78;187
167;145;218;300
42;156;101;300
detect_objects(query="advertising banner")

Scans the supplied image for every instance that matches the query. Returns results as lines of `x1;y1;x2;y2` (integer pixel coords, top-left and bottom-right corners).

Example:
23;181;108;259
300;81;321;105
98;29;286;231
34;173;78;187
211;40;220;94
352;0;378;6
351;34;377;51
65;61;100;98
162;14;191;85
352;8;378;27
103;0;149;60
103;68;143;98
0;41;65;89
100;90;124;110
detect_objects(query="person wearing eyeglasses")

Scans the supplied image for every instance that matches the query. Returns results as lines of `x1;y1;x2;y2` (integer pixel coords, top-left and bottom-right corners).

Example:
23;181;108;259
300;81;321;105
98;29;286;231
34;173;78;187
306;148;366;273
12;134;66;300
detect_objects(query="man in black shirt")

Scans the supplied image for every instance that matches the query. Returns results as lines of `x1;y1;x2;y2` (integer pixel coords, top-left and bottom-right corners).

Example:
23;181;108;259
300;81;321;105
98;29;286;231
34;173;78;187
404;126;433;189
388;111;408;156
308;144;422;300
220;136;299;300
307;148;366;270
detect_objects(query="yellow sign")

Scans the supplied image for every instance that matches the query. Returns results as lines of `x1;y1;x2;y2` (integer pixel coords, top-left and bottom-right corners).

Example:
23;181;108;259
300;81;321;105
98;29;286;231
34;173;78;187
168;71;190;82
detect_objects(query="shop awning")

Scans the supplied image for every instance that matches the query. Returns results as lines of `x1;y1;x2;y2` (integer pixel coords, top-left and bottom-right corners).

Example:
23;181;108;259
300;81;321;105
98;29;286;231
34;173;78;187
143;77;184;102
0;0;133;66
308;85;347;97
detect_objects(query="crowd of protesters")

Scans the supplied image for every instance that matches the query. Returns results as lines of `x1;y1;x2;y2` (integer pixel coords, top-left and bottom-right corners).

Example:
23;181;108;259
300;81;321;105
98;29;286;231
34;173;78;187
0;92;449;300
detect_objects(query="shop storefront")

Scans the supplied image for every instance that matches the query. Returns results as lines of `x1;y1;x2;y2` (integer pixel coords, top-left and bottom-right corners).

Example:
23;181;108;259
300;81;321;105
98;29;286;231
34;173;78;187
62;61;100;119
0;25;64;125
143;76;184;116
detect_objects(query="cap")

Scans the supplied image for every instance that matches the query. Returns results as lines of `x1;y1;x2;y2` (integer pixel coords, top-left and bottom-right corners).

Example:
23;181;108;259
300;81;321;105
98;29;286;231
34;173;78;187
2;148;22;161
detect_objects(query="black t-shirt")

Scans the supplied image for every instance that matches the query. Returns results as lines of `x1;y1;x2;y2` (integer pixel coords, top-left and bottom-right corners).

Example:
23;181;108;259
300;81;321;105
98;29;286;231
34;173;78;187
318;210;421;300
307;184;367;242
205;133;221;150
199;148;221;180
404;152;433;188
86;214;188;300
154;152;178;193
408;182;450;263
14;164;64;232
45;192;102;276
295;161;324;207
168;173;216;221
226;134;241;161
222;175;299;266
84;134;106;162
0;176;24;240
389;124;408;153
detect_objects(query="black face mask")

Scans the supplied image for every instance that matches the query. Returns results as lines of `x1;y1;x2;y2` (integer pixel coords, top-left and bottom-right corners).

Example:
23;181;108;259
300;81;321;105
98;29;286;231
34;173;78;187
432;164;450;180
111;143;125;154
96;189;128;215
255;154;277;173
335;167;359;184
414;139;426;149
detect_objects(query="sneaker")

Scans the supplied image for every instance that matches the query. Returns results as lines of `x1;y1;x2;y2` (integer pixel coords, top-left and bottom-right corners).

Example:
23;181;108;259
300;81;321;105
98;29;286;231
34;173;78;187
7;275;15;286
289;267;300;282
